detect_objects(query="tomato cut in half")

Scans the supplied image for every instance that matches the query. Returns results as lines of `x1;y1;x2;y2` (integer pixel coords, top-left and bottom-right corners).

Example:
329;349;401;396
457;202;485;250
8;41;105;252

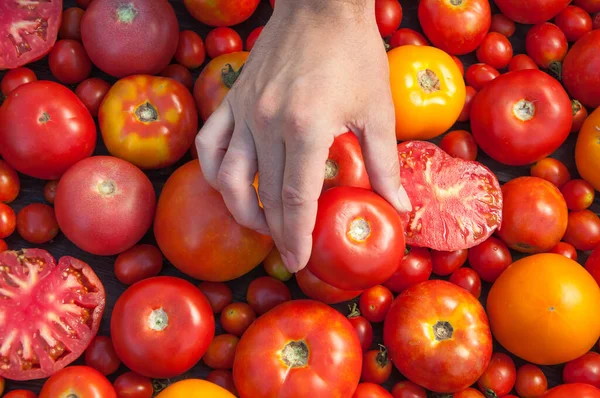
0;249;106;381
397;141;502;251
0;1;62;70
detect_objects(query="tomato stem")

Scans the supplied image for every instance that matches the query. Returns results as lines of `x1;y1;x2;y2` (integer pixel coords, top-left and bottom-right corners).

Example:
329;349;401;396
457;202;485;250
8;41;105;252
572;99;583;115
347;303;361;318
221;64;245;89
548;61;562;81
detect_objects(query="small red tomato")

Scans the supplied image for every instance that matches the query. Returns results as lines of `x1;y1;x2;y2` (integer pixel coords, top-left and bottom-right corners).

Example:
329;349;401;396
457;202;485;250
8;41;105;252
75;78;111;118
296;267;363;304
207;370;238;396
476;32;513;69
175;30;206;69
0;204;16;239
391;381;427;398
389;28;429;48
376;0;403;38
114;244;163;285
530;157;571;188
555;6;593;42
457;86;478;123
16;203;59;244
439;130;478;160
465;63;500;91
468;236;512;283
452;55;464;75
449;267;482;298
515;364;548;397
246;26;264;51
59;7;84;41
198;282;233;313
85;336;121;376
571;100;589;134
48;39;92;85
348;305;374;352
490;13;516;37
0;239;7;252
477;352;516;397
353;383;393;398
359;285;394;323
594;12;600;29
43;180;58;205
1;67;37;96
454;389;485;398
206;27;243;59
564;352;600;387
203;334;239;370
525;22;568;72
160;64;194;90
549;241;578;261
562;179;596;211
113;372;153;398
384;247;432;294
0;160;20;203
361;346;393;384
508;54;539;71
574;0;600;13
220;302;256;337
246;276;291;315
431;249;468;276
3;391;38;398
263;247;293;282
563;210;600;251
323;132;371;193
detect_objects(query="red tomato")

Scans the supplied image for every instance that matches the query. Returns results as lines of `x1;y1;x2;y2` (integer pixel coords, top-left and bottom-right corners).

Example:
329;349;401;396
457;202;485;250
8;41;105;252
384;280;493;393
530;157;571;188
376;0;403;38
389;28;429;48
76;0;93;8
203;334;239;370
490;13;516;37
571;100;589;134
296;267;362;304
160;64;194;90
0;239;7;252
562;179;595;211
555;6;593;41
439;130;478;161
398;141;503;251
3;391;37;398
43;180;57;205
564;352;600;387
184;0;259;27
48;39;92;84
525;23;568;72
476;32;513;69
0;249;105;381
81;0;179;77
431;249;468;276
0;160;19;203
0;81;96;180
1;68;37;96
575;0;600;12
114;244;163;285
562;30;600;108
207;370;238;396
418;0;491;55
0;1;61;69
457;87;478;123
361;347;392;384
595;12;600;29
246;26;264;51
39;366;116;398
477;352;516;396
85;336;121;376
113;372;153;398
470;70;572;166
59;7;84;41
175;30;206;69
16;203;59;244
391;381;427;398
542;384;600;397
465;63;500;91
246;276;291;315
549;241;578;261
111;276;215;378
449;267;482;298
75;78;111;118
348;305;375;352
324;132;371;192
353;383;393;398
263;247;293;282
384;247;432;293
359;285;394;323
452;55;465;75
233;300;362;398
206;27;243;59
308;187;405;291
0;203;16;239
515;364;548;397
468;236;513;283
585;245;600;286
220;302;256;337
454;389;485;398
508;54;539;71
563;210;600;251
494;0;571;24
199;282;233;314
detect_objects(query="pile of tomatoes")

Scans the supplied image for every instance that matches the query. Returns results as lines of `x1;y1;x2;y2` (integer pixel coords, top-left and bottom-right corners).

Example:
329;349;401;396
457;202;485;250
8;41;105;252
1;0;600;397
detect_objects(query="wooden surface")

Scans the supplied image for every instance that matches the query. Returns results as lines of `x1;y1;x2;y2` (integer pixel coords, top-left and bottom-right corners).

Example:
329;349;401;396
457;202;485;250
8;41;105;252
1;0;599;394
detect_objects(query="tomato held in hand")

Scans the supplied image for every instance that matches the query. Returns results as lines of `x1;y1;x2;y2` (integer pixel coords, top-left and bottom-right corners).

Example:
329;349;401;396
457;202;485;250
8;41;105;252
477;352;516;396
556;6;593;42
431;249;468;276
75;78;111;118
0;249;105;381
490;13;516;37
175;30;206;69
530;157;571;188
468;236;513;283
439;130;478;160
508;54;539;71
263;247;293;282
246;276;291;315
563;30;600;108
233;300;362;398
203;334;239;370
59;7;84;41
384;280;493;393
384;247;432;293
376;0;403;38
48;39;92;84
576;107;600;191
389;29;429;48
206;27;243;59
494;0;571;24
465;63;500;90
39;366;116;398
113;372;153;398
16;203;59;244
449;267;482;298
562;179;595;211
563;210;600;251
353;383;393;398
84;336;121;376
361;347;392;384
391;381;427;398
476;32;513;69
515;364;548;397
220;302;256;337
184;0;259;27
296;267;362;304
564;352;600;387
1;67;37;96
0;204;16;239
359;285;394;323
324;132;371;193
348;305;374;352
571;100;589;134
114;244;163;285
525;23;568;73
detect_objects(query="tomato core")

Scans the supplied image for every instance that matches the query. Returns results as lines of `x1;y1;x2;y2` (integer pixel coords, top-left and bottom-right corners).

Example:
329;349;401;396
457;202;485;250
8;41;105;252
325;159;339;179
281;341;309;368
38;112;51;123
66;394;79;398
116;4;138;23
348;218;371;242
418;69;441;93
147;307;169;331
135;102;159;123
513;99;535;121
433;321;454;341
450;0;463;6
97;180;116;196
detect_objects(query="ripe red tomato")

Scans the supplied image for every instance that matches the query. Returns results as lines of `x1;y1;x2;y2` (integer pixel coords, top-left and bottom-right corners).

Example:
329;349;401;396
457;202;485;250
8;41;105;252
525;23;568;72
439;130;478;160
206;27;243;59
59;7;84;41
0;161;19;204
246;26;264;51
3;391;37;398
555;6;593;41
530;157;571;188
81;0;179;77
384;247;432;293
585;246;600;286
389;28;429;48
398;141;503;251
198;282;233;314
55;156;156;256
562;30;600;108
296;267;362;304
114;244;163;285
348;306;374;352
233;300;363;398
85;336;121;376
562;179;595;211
175;30;206;69
490;13;516;37
0;239;7;252
308;187;405;291
220;302;256;337
113;372;154;398
0;204;16;239
43;180;58;205
207;370;238;396
39;366;116;398
324;132;371;193
384;280;493;393
353;383;393;398
111;276;215;378
449;267;482;298
75;78;111;118
16;203;59;244
48;39;92;84
594;12;600;29
515;364;548;397
391;381;427;398
477;352;516;396
418;0;491;55
508;54;539;71
203;334;239;370
470;70;572;166
454;389;485;398
359;285;394;323
184;0;259;26
1;67;37;96
574;0;600;12
0;249;105;381
361;347;392;384
0;1;61;69
564;352;600;387
246;276;291;315
0;81;96;180
571;100;589;134
563;210;600;251
457;87;478;123
476;32;513;69
263;247;293;282
431;249;468;276
160;64;194;90
468;236;513;282
376;0;403;38
543;383;600;397
465;63;500;91
549;241;578;261
494;0;571;24
76;0;93;8
452;55;465;75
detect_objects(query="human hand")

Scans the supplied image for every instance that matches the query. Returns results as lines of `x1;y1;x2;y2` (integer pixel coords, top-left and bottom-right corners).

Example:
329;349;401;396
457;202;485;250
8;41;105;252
195;0;411;273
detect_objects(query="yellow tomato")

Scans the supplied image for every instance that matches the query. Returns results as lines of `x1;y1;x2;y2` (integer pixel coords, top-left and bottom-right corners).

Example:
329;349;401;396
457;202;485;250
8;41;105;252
575;106;600;191
156;379;236;398
388;45;466;141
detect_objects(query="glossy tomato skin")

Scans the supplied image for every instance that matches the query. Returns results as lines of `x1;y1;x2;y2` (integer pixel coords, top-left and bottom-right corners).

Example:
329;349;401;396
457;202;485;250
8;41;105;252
542;383;600;397
1;67;37;96
384;280;492;393
477;352;516;396
157;379;236;398
563;30;600;108
530;157;571;188
199;282;233;313
296;267;362;304
246;26;264;51
0;162;18;205
3;391;37;398
476;32;513;69
0;204;16;240
389;28;429;48
452;55;465;75
454;389;485;398
470;70;572;166
563;210;600;251
556;6;593;41
431;249;468;276
376;0;403;38
490;13;516;37
324;132;371;192
263;247;293;282
525;23;568;70
233;300;362;398
206;27;243;59
0;81;96;180
585;245;600;286
384;247;432;293
508;54;539;71
550;241;578;261
111;276;215;379
418;0;491;55
468;236;513;282
246;276;291;315
494;0;571;24
203;334;239;370
16;203;59;244
160;64;193;90
184;0;259;27
465;63;499;90
75;78;111;118
84;336;121;376
155;160;273;281
175;30;206;69
564;352;600;387
113;372;153;398
348;309;374;352
575;0;600;12
439;130;478;160
449;267;482;298
391;381;427;398
45;180;59;204
114;244;163;285
515;364;548;397
48;39;92;84
457;87;477;123
562;179;595;211
220;302;256;337
571;100;589;134
59;7;84;41
359;285;394;323
0;239;7;252
353;383;393;398
576;107;600;190
39;366;116;398
361;348;392;384
81;0;179;77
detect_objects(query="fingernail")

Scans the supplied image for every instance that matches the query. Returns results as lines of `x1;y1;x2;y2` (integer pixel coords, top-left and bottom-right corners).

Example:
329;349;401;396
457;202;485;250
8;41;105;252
397;185;412;212
281;251;300;273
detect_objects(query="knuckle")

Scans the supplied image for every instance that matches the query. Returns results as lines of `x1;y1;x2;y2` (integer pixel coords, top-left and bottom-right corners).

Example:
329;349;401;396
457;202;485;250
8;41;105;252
281;184;311;208
257;187;281;210
254;92;278;129
216;166;242;193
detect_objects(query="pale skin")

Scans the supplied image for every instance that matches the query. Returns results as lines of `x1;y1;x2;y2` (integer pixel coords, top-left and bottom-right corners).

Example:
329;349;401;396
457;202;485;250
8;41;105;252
195;0;411;273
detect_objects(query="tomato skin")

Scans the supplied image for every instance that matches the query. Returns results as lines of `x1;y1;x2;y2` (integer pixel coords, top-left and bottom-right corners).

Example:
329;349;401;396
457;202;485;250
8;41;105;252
562;179;595;211
525;23;568;70
457;87;478;123
465;63;499;91
361;347;392;384
183;0;259;27
494;0;571;24
515;364;548;397
490;13;516;37
75;78;111;118
353;383;393;398
296;267;362;304
564;352;600;387
220;302;256;337
575;0;600;12
530;157;571;188
563;210;600;251
389;28;429;48
348;309;374;352
113;372;153;398
452;55;465;75
160;64;194;90
48;39;92;84
3;391;37;398
542;383;600;397
418;0;491;55
549;241;578;261
207;370;238;396
431;249;468;276
114;244;163;285
376;0;403;38
263;248;293;282
59;7;84;41
0;203;16;239
0;81;96;180
468;236;512;283
39;366;116;398
206;27;243;59
594;12;600;29
199;282;233;313
359;285;394;323
0;239;7;252
454;388;485;398
384;247;432;294
576;107;600;190
0;160;20;204
16;203;59;244
439;130;478;160
175;30;206;69
563;30;600;108
508;54;539;71
158;379;236;398
449;267;482;298
477;352;516;396
476;32;513;70
391;381;427;398
246;276;291;315
585;246;600;286
1;68;37;96
556;6;593;42
203;334;239;370
246;26;264;51
384;280;492;393
324;132;371;193
84;336;121;376
43;180;58;204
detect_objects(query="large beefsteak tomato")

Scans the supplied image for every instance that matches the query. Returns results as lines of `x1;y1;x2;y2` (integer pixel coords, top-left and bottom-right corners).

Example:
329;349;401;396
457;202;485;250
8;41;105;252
563;30;600;109
494;0;571;24
575;106;600;192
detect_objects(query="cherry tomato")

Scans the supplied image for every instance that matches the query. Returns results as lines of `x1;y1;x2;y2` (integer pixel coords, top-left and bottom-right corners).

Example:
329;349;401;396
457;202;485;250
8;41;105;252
4;391;39;398
220;302;256;337
555;6;593;42
1;67;37;96
75;78;111;118
391;381;427;398
59;7;84;41
263;247;293;282
431;249;468;276
296;267;363;304
160;64;194;90
199;282;233;314
207;370;238;396
16;203;59;244
490;13;516;37
113;372;153;398
452;55;465;75
203;334;239;370
246;26;264;51
353;383;393;398
246;276;291;315
525;22;568;73
549;241;578;261
468;236;513;283
348;305;374;352
0;239;7;252
0;204;16;239
175;30;206;69
515;364;548;397
48;39;92;85
43;180;58;205
508;54;539;71
571;100;589;134
465;63;500;91
384;247;432;294
476;32;513;69
562;179;596;211
457;86;478;123
0;160;20;203
449;267;482;298
376;0;403;38
206;27;243;59
39;366;116;398
85;336;121;376
563;210;600;251
564;352;600;387
594;13;600;29
359;285;394;323
530;157;571;188
439;130;478;160
361;346;393;384
389;28;429;48
114;244;163;285
477;352;516;397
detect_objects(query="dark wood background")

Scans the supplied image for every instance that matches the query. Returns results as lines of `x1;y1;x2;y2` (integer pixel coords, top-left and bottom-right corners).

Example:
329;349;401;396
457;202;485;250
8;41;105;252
1;0;598;395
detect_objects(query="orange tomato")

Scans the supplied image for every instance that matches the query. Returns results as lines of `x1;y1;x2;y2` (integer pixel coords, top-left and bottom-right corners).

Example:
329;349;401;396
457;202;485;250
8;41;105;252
156;379;235;398
0;376;4;395
388;45;465;140
575;106;600;191
99;75;198;170
487;253;600;365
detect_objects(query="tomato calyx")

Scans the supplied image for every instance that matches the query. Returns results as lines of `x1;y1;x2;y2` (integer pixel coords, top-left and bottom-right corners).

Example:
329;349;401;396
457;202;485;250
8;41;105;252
375;345;390;368
281;340;309;368
116;4;138;23
38;112;51;124
450;0;464;5
483;388;500;398
348;303;362;318
348;217;371;242
418;69;441;93
152;379;168;394
572;99;583;116
513;99;535;121
221;64;244;89
432;321;454;341
548;61;562;80
97;180;117;197
135;102;159;123
325;159;339;179
147;308;169;331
